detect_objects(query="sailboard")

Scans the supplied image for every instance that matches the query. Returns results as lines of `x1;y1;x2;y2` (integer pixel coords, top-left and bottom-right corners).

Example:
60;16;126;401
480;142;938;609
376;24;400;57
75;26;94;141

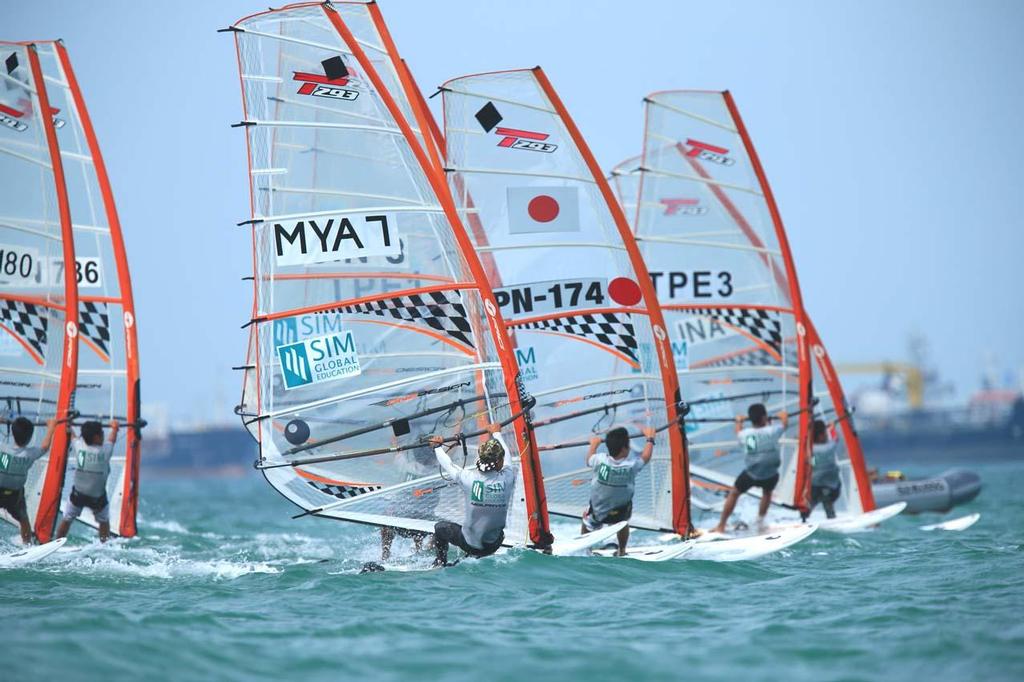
226;3;552;549
438;67;691;536
0;536;66;568
27;41;143;538
0;42;79;543
920;512;980;532
620;90;878;533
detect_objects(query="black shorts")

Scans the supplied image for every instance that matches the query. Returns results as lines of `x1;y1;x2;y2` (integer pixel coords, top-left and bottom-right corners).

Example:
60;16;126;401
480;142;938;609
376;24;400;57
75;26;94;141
811;484;841;505
70;487;108;511
0;487;29;523
583;501;633;531
735;471;779;494
433;521;503;558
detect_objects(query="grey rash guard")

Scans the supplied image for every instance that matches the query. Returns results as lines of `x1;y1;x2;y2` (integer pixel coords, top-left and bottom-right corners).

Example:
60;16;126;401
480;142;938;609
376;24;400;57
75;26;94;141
587;451;646;519
812;439;841;489
69;439;113;497
738;423;784;480
434;433;515;549
0;444;44;489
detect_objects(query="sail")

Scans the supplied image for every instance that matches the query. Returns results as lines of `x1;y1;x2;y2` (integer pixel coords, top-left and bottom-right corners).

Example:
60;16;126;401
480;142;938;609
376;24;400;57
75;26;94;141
608;155;641;226
440;68;690;534
227;3;550;546
28;41;143;537
630;90;872;517
0;42;79;542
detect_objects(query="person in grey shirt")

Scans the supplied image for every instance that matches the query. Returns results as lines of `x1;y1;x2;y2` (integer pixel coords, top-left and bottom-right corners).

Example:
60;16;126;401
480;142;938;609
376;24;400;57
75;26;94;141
428;423;514;567
712;402;789;534
806;419;842;519
56;419;119;542
0;416;56;544
581;425;656;556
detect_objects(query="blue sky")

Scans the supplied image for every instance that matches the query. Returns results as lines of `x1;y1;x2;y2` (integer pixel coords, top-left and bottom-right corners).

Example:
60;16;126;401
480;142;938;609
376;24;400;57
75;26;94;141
5;0;1022;423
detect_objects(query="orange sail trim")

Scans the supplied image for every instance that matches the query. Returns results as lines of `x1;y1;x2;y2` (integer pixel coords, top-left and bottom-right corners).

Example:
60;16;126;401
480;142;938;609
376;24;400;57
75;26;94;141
723;92;813;512
805;317;876;511
56;42;142;536
322;5;552;547
27;44;79;542
533;67;691;534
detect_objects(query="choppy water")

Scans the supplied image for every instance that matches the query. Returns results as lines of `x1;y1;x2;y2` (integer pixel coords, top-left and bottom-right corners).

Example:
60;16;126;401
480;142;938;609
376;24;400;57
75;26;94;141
4;460;1022;681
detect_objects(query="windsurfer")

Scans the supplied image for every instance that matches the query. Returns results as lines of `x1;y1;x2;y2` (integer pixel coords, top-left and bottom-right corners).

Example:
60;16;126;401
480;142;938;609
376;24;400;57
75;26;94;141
711;403;788;534
429;423;514;566
804;419;841;520
580;425;655;556
56;420;119;542
0;417;57;544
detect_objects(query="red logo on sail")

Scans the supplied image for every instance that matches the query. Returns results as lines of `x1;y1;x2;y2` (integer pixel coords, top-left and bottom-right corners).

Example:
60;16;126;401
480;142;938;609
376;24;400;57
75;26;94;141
684;139;734;166
660;198;708;216
494;127;557;153
474;101;557;152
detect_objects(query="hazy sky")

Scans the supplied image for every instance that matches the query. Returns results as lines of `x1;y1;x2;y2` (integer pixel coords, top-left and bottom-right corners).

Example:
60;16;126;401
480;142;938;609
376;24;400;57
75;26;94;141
5;0;1022;423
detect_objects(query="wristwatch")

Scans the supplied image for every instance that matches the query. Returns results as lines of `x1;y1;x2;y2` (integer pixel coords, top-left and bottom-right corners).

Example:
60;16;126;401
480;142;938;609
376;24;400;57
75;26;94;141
646;437;656;444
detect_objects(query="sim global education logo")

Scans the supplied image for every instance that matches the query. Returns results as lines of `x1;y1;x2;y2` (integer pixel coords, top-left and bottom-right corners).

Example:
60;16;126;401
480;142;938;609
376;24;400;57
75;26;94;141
277;331;362;390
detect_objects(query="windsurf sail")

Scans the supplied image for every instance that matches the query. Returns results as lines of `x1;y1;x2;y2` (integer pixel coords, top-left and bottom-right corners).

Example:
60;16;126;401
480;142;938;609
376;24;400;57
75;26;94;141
226;3;551;547
0;42;79;542
624;90;873;519
440;67;691;534
29;41;143;538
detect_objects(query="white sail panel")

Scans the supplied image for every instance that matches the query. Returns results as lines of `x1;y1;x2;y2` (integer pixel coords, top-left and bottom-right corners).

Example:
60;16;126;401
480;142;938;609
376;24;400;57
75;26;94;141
229;5;549;546
442;68;690;534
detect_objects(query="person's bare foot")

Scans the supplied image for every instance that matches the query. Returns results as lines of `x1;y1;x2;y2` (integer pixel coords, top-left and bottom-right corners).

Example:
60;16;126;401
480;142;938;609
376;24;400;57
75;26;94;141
710;525;725;534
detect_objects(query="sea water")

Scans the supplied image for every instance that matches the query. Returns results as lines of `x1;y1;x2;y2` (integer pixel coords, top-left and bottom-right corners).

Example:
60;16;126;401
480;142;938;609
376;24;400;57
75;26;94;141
4;461;1022;681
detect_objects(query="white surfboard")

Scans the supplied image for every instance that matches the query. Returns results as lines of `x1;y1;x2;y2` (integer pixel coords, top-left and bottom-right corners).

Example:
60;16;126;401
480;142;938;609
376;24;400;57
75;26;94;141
815;502;908;534
592;541;694;562
685;524;817;562
549;521;628;556
0;537;67;568
920;512;980;532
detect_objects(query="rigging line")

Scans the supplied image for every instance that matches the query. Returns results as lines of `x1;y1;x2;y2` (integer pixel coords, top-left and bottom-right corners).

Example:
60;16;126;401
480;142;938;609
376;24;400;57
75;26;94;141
237;119;404;134
243;203;443;224
258;395;536;472
536;408;690;453
439;85;558;115
685;396;819;423
640;166;763;197
444;165;596;185
644;96;737;133
282;392;493;455
227;25;351;55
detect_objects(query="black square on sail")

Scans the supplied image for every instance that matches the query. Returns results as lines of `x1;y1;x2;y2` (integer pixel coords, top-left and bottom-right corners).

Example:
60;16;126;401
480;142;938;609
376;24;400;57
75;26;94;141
321;56;348;81
475;101;503;133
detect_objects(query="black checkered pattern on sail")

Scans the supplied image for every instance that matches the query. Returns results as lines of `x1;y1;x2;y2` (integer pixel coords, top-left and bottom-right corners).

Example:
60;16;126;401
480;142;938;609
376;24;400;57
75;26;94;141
513;312;638;362
699;308;782;355
0;299;48;358
700;343;797;369
306;480;382;500
329;290;474;349
79;301;110;357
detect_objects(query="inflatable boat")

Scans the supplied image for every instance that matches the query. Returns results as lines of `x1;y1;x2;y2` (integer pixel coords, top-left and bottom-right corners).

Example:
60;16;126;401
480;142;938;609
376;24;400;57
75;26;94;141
871;468;981;514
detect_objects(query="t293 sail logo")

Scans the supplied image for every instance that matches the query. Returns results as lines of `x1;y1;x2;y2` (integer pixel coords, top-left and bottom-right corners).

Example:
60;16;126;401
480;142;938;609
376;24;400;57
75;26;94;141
683;139;734;166
273;212;399;267
659;198;708;216
293;56;359;101
278;331;362;390
474;101;557;153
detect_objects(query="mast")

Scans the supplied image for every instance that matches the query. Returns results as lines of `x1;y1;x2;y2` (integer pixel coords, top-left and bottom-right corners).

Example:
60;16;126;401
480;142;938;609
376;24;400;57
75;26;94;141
23;44;80;542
